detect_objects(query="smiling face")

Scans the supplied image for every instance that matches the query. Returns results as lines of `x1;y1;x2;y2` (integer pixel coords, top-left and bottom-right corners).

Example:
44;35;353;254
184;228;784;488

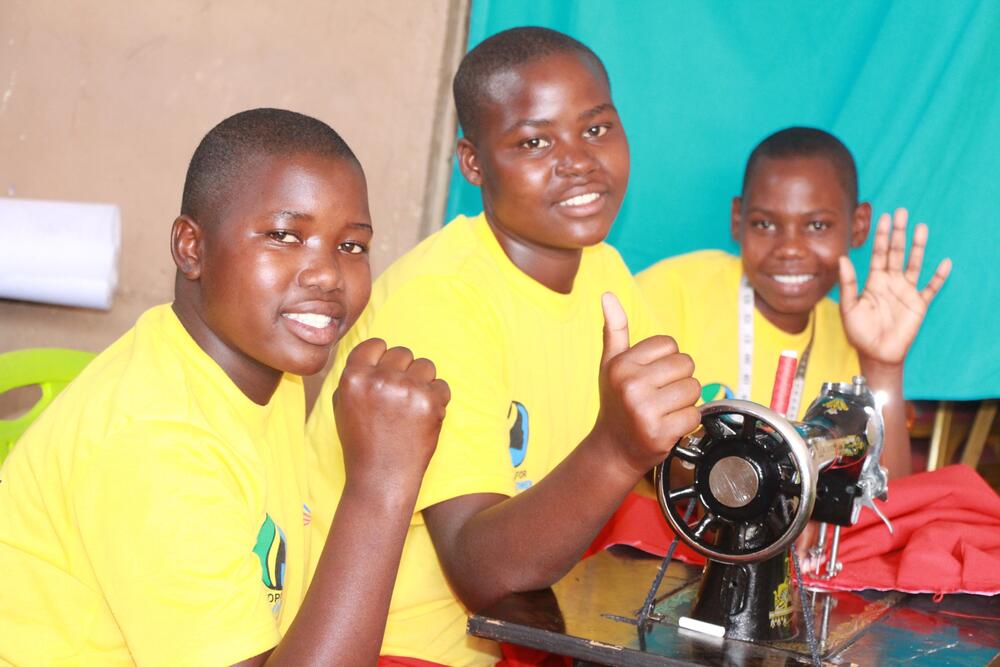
456;51;630;290
174;151;373;398
732;155;870;333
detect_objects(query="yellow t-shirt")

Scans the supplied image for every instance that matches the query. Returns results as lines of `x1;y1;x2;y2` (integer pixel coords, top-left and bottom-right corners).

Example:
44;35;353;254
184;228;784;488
0;305;310;667
306;213;658;666
636;249;860;419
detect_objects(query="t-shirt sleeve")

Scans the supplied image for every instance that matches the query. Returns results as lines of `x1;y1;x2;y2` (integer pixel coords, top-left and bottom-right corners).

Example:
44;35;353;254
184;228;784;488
636;258;689;349
73;422;279;667
371;276;517;511
619;271;664;346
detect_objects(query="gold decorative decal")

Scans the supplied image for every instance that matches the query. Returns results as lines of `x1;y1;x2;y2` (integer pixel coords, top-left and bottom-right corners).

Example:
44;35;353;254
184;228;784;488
822;398;849;415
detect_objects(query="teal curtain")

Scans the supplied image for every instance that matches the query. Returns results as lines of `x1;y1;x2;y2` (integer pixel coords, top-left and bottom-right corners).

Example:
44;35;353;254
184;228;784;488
444;0;1000;400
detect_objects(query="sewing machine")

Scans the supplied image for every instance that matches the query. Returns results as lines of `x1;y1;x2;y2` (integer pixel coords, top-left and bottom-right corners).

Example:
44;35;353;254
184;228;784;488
467;378;1000;665
652;375;892;643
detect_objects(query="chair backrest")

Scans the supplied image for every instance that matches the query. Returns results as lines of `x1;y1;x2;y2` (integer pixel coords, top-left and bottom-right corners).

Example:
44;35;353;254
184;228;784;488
0;348;96;463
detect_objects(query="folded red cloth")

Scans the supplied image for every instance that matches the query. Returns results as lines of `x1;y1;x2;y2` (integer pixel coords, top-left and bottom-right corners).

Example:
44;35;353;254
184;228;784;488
804;464;1000;595
585;466;1000;596
584;491;705;565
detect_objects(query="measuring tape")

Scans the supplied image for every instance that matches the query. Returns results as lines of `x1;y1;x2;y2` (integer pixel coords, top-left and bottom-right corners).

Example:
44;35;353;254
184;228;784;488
737;276;815;420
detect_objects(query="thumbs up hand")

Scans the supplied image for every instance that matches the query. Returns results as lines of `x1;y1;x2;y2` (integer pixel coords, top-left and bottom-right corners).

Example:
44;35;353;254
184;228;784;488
593;293;702;476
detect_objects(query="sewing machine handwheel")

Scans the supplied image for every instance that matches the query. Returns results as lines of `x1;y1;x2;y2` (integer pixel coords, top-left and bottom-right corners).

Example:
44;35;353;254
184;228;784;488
654;399;817;563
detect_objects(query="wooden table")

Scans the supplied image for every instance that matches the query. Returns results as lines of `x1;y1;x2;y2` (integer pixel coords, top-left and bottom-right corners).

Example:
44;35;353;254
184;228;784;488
468;547;1000;666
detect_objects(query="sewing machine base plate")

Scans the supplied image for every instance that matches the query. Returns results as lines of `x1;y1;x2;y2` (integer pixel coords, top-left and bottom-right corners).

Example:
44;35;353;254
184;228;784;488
467;547;1000;666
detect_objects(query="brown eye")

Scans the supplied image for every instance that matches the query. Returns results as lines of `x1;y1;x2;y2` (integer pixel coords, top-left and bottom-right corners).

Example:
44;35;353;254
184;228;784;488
585;125;609;138
339;242;367;255
520;137;551;150
809;220;830;231
751;219;774;230
268;230;299;243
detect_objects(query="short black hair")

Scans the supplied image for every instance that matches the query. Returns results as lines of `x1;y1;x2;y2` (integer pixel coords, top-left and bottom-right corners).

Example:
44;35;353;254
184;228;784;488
181;108;360;225
453;26;610;144
741;127;859;204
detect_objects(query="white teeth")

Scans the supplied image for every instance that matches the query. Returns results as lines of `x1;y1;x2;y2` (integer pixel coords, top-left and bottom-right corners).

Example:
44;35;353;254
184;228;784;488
282;313;333;328
773;275;815;285
558;192;600;207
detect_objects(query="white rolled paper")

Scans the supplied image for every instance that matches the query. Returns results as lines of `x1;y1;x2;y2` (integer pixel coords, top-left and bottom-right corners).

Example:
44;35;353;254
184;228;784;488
0;198;121;310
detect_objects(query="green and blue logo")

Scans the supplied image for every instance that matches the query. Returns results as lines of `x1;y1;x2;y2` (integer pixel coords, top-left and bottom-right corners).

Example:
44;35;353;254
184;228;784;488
253;514;287;592
700;383;733;404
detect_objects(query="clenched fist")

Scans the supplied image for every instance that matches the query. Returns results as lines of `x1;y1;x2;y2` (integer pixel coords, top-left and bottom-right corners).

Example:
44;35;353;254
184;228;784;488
593;293;701;475
333;338;451;491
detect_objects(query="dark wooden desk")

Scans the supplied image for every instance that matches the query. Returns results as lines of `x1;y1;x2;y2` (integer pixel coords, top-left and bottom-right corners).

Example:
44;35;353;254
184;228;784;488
468;547;1000;666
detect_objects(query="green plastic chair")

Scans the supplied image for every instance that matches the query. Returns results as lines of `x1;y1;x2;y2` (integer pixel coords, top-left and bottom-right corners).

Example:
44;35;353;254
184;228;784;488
0;348;96;464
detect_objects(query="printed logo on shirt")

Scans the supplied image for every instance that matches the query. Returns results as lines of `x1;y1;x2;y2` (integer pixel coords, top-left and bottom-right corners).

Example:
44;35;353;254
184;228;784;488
700;383;733;405
508;401;532;490
253;514;286;615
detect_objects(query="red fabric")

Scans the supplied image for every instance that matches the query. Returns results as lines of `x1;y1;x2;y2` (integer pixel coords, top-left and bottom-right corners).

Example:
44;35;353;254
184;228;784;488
378;657;446;667
378;645;571;667
497;643;572;666
803;464;1000;595
584;491;706;564
584;468;1000;596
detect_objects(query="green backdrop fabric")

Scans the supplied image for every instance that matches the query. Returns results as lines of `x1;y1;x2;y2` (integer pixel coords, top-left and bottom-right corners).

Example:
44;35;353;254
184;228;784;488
444;0;1000;400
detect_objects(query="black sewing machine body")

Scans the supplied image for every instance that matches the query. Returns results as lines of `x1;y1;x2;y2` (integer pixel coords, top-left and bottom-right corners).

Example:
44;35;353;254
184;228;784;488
654;376;890;642
798;384;877;527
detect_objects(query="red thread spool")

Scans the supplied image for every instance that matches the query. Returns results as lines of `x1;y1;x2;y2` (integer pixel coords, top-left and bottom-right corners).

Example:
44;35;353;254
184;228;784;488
770;351;799;415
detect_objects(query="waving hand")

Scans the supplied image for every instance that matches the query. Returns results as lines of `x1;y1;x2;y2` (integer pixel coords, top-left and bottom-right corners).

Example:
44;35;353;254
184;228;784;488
839;208;951;365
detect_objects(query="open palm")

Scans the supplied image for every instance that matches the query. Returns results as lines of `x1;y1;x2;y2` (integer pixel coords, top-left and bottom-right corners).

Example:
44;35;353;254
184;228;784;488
840;208;952;365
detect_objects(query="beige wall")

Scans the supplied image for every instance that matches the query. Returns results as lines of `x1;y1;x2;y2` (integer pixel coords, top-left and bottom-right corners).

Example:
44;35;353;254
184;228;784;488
0;0;468;409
